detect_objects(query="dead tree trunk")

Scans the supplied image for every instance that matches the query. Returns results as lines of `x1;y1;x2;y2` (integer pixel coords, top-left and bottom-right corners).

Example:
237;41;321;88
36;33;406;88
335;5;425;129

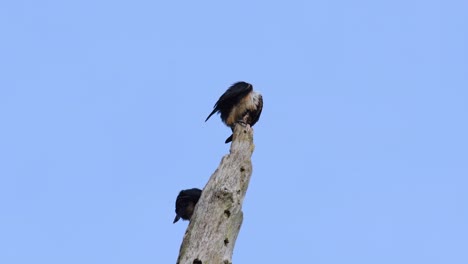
176;124;255;264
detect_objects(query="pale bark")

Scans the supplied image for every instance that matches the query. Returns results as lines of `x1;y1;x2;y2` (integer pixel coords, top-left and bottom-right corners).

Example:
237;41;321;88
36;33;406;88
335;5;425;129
176;124;255;264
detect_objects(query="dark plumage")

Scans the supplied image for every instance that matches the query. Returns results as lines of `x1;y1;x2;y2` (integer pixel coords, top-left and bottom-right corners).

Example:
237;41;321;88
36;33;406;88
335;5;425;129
173;188;202;224
205;81;263;143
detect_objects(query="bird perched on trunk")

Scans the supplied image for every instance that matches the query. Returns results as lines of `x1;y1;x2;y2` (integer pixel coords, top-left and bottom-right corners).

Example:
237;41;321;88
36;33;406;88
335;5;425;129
173;188;202;224
205;81;263;143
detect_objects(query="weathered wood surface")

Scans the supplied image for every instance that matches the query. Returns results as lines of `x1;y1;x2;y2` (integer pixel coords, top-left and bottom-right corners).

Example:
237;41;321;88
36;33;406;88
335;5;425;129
176;124;255;264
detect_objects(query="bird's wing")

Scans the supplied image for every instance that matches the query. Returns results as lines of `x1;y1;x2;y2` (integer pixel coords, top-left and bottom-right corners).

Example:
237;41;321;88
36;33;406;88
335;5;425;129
181;188;202;197
205;82;253;121
176;188;202;204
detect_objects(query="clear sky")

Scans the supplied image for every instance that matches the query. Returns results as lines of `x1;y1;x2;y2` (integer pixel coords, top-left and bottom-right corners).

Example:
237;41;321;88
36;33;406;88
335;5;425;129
1;0;467;263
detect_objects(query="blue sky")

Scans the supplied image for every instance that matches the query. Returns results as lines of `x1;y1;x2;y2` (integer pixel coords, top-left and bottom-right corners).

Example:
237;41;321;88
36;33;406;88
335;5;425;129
1;0;467;263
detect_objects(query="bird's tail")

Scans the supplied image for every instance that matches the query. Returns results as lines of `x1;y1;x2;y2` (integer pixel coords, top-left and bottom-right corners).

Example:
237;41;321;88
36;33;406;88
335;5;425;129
173;215;181;224
225;134;233;143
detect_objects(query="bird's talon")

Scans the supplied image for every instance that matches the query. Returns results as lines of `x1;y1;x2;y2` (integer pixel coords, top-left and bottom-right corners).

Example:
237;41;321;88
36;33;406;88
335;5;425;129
236;120;248;127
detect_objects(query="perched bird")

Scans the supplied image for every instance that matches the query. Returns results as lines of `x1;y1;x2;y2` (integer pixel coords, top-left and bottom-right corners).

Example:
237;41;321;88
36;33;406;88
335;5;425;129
205;81;263;143
173;188;202;224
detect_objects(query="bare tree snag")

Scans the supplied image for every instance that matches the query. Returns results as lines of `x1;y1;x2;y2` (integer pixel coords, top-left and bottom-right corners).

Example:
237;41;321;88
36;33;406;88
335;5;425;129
176;124;255;264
